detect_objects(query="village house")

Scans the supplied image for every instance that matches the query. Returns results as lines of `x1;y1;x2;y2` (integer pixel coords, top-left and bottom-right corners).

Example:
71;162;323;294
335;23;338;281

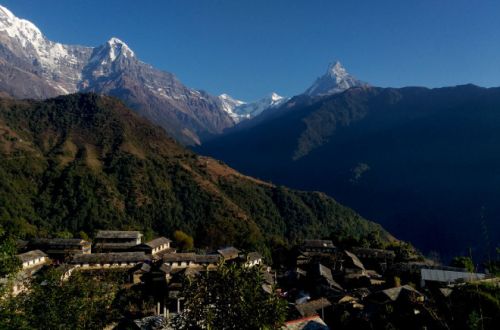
243;251;263;267
69;251;150;268
420;267;487;287
28;238;91;259
17;250;48;270
162;253;221;269
295;297;332;318
133;237;173;257
301;240;336;254
351;247;395;272
93;230;143;252
342;250;366;275
283;315;330;330
217;247;241;261
129;263;151;284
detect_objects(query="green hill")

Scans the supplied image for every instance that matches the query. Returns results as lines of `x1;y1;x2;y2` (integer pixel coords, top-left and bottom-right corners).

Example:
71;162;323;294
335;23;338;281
0;93;392;254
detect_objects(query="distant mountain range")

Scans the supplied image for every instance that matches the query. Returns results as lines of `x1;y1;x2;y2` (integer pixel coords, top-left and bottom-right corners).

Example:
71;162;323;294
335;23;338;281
199;84;500;260
0;5;289;145
0;93;392;251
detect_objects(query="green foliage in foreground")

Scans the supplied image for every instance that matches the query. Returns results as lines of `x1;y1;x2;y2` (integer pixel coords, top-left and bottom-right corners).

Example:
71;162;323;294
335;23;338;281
0;94;391;255
173;262;287;330
0;269;126;330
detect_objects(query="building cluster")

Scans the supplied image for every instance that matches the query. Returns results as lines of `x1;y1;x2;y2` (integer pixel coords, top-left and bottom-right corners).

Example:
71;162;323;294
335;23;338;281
278;239;493;329
6;234;497;329
8;230;263;299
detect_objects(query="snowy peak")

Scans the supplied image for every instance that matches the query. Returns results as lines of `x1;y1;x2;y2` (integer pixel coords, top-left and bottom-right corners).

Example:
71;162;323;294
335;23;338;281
305;60;368;97
106;37;135;60
0;4;45;49
327;61;348;79
219;92;287;123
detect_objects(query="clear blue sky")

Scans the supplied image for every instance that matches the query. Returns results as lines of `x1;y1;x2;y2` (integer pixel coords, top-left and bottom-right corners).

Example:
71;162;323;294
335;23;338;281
3;0;500;100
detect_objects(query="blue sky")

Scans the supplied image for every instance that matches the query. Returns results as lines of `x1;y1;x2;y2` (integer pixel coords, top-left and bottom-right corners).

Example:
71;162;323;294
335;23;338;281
3;0;500;100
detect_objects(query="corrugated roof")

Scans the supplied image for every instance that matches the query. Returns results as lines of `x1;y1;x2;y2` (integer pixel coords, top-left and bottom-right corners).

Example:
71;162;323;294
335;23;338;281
421;268;486;283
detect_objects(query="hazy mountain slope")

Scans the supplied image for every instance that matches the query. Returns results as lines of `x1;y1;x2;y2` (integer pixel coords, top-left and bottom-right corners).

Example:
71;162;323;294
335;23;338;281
198;84;500;259
0;93;392;253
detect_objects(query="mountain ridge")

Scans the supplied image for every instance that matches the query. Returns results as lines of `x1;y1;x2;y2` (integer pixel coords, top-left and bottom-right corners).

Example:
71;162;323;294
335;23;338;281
0;92;393;253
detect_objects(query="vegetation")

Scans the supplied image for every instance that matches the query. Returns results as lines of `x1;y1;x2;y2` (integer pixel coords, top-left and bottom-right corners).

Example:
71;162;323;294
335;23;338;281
0;269;128;330
173;262;287;329
0;94;391;255
173;230;194;251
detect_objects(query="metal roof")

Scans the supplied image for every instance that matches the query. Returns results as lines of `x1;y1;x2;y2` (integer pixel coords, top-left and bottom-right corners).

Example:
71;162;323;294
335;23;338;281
421;268;486;283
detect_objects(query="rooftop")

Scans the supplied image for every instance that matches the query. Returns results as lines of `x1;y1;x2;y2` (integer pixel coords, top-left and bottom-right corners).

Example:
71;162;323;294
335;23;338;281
95;230;142;239
30;238;89;246
283;315;329;330
421;268;486;283
295;298;332;317
17;250;47;263
145;237;172;249
217;247;241;260
70;252;149;264
302;240;335;249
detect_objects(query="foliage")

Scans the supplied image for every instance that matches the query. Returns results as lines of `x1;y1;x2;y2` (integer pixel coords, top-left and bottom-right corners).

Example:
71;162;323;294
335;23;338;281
173;262;287;329
0;226;21;279
4;269;126;330
0;93;391;256
173;230;194;251
451;256;475;272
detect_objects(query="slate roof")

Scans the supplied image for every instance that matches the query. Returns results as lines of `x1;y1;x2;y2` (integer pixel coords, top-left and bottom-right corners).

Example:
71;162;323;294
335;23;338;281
316;263;343;291
283;315;330;330
246;251;263;262
30;238;89;247
217;247;241;260
70;252;149;264
369;285;423;304
145;237;171;249
295;298;332;317
351;247;396;259
93;242;137;251
344;250;365;270
163;253;220;264
17;250;47;263
95;230;142;239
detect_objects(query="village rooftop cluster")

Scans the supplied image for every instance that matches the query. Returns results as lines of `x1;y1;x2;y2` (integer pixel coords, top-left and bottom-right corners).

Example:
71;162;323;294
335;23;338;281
7;233;498;329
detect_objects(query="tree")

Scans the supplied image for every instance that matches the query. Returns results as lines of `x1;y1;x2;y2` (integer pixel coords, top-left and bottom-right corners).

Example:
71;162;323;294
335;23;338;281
451;256;475;272
173;262;287;329
17;269;124;329
173;230;194;251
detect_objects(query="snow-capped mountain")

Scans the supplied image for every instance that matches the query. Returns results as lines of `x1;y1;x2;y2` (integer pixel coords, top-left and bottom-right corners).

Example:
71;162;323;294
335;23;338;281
0;5;233;145
218;92;287;123
304;61;368;96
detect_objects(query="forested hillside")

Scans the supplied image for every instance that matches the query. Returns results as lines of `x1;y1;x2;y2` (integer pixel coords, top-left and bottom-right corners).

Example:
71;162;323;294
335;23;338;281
0;93;392;254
